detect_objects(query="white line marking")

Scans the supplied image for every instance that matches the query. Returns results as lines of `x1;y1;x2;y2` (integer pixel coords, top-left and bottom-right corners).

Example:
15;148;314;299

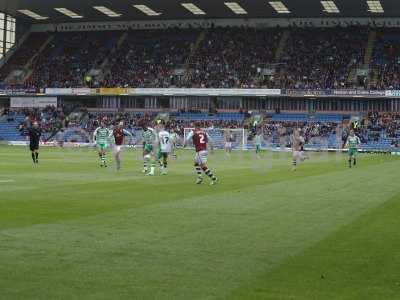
0;179;14;183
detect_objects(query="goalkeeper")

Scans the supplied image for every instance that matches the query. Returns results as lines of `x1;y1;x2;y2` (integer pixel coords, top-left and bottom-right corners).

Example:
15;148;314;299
255;129;263;154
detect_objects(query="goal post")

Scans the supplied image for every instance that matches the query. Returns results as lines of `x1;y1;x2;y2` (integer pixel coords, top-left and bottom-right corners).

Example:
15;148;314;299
183;128;247;150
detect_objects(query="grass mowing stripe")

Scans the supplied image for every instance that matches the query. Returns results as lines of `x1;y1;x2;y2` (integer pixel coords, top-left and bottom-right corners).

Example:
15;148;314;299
0;179;14;183
1;155;399;299
1;153;393;231
0;146;399;299
230;191;400;300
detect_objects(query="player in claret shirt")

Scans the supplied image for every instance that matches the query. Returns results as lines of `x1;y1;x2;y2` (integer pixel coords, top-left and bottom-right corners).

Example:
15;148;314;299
291;128;308;171
184;123;218;185
110;121;133;170
224;130;235;155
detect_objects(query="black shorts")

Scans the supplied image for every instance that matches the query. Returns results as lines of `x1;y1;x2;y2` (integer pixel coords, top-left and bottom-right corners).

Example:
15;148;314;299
30;142;39;151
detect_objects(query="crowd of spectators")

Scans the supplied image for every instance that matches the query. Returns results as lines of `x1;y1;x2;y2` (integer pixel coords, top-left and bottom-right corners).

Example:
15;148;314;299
373;64;400;90
360;111;400;142
0;33;50;82
4;26;394;90
11;106;66;138
261;120;338;138
102;29;198;88
185;27;281;88
370;30;400;90
27;32;120;88
78;112;243;139
275;27;368;90
6;106;398;147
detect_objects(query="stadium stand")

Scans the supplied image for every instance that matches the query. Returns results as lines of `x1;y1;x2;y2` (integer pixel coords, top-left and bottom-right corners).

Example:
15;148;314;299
27;31;122;88
271;114;344;123
2;106;399;152
176;112;244;122
185;27;282;88
275;27;368;89
0;26;385;89
103;29;199;88
371;30;400;90
0;32;50;84
0;111;25;141
0;26;399;152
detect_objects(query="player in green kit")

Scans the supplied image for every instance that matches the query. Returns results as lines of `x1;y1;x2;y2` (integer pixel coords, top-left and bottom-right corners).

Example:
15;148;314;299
142;125;157;175
345;129;361;168
255;129;263;156
93;120;112;167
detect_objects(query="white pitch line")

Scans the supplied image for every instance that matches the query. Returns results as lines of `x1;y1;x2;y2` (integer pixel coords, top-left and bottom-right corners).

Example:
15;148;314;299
0;179;15;183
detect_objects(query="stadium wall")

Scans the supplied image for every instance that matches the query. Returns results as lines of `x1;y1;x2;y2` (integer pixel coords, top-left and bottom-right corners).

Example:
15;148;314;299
30;18;400;32
1;94;400;113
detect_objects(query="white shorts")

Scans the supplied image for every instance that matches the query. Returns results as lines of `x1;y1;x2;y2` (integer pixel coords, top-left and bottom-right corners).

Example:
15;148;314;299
225;142;232;148
114;145;123;153
293;150;304;161
160;147;171;154
195;150;208;165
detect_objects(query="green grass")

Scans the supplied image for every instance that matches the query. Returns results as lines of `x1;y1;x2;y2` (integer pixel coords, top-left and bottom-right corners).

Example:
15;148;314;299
0;146;400;299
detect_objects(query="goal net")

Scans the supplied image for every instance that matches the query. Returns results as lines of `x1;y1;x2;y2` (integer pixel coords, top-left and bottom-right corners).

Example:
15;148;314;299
184;128;246;150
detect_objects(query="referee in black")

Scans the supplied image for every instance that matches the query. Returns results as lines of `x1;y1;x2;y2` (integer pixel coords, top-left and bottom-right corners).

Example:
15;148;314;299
27;121;42;164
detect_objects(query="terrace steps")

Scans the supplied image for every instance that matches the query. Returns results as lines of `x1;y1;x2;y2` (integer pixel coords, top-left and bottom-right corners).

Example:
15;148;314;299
3;33;54;85
25;34;54;70
364;30;377;66
100;32;128;81
275;30;290;62
0;30;31;70
101;32;128;70
183;29;208;77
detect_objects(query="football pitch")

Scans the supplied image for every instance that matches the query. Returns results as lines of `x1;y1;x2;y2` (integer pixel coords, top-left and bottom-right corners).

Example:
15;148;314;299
0;145;400;300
